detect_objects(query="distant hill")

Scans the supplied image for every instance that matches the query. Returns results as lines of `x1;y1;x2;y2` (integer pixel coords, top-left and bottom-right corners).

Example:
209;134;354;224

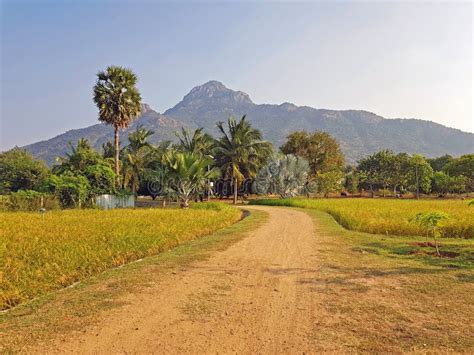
23;80;473;165
23;105;185;165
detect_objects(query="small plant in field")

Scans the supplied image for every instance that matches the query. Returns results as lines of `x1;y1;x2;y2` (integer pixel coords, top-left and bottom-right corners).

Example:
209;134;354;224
411;211;449;256
468;200;474;207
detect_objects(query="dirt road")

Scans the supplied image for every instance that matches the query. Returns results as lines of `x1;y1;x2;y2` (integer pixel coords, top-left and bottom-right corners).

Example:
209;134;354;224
47;206;324;353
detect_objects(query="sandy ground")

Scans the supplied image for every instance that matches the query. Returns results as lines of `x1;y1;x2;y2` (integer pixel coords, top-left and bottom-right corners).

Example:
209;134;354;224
44;206;324;353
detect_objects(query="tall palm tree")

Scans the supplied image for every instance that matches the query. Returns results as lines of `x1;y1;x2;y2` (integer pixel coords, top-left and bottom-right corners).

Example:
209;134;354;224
214;115;272;204
93;66;142;185
175;127;214;156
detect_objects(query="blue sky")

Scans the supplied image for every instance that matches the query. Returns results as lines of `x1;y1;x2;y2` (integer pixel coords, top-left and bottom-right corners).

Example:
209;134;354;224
1;0;472;150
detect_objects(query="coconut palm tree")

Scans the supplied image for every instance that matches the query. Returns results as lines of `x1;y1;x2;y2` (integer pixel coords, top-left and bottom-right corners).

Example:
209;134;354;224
175;127;215;156
93;66;142;185
122;127;154;193
214;115;272;204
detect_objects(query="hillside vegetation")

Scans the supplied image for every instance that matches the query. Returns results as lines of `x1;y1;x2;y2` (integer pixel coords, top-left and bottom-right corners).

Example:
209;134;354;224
23;81;474;165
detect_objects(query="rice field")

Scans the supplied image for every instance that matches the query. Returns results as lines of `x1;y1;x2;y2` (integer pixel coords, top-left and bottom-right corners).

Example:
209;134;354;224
251;198;474;239
0;203;241;310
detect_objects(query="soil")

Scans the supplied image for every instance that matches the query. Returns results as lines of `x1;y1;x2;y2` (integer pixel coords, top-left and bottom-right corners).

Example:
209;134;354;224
40;206;321;353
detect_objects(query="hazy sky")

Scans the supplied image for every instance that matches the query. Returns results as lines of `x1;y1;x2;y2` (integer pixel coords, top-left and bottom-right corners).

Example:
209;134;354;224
1;0;473;150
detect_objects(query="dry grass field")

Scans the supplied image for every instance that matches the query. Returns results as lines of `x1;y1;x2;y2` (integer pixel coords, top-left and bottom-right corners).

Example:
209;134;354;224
0;203;241;310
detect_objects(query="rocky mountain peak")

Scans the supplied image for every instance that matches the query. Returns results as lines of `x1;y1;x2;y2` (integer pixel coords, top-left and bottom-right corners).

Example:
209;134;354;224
177;80;254;107
140;103;153;113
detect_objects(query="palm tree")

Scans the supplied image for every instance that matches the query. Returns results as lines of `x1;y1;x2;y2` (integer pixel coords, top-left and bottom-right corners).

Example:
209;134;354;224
214;115;272;204
165;152;218;208
175;127;214;156
128;125;154;152
93;66;142;185
122;127;154;193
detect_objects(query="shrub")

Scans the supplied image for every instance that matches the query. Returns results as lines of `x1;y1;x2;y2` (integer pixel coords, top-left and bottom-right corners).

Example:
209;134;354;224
43;173;90;208
6;190;60;211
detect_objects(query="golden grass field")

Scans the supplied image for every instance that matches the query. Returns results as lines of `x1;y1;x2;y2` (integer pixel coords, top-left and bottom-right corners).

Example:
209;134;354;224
251;198;474;239
0;203;241;310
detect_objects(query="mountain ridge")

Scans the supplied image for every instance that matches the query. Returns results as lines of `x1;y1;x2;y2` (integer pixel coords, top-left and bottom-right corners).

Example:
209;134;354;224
21;80;474;165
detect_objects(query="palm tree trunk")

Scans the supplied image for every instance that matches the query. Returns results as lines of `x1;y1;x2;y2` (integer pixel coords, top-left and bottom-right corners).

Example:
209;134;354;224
233;178;238;205
114;126;120;185
131;177;136;194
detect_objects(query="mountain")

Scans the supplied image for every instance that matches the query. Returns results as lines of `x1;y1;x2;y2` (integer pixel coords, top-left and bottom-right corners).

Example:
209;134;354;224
23;80;473;165
24;104;185;165
165;81;474;163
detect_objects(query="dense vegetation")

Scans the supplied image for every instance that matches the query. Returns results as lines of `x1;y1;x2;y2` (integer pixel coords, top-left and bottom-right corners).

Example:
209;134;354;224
2;68;472;209
0;203;240;310
251;198;474;239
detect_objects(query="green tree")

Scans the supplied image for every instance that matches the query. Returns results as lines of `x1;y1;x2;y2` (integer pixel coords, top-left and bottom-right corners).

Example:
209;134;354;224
431;171;467;195
52;139;115;195
0;148;50;194
101;141;115;159
164;152;218;208
53;138;102;174
214;116;272;204
175;128;215;156
93;66;142;183
357;153;381;197
412;212;449;256
344;167;360;194
443;154;474;191
280;131;344;175
428;154;454;172
43;173;90;208
122;126;154;193
316;170;344;197
407;154;433;198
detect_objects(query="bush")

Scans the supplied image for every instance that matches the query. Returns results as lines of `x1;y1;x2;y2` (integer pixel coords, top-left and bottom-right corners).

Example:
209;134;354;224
43;173;90;208
0;148;49;194
6;190;60;211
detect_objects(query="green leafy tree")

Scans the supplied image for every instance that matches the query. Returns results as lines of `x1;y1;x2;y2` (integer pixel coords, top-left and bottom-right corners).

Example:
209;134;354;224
407;154;433;198
443;154;474;191
412;212;449;256
93;66;142;183
344;167;360;194
428;154;454;172
53;139;102;174
0;148;50;193
165;152;219;208
52;139;115;195
102;141;115;159
316;170;344;197
357;153;380;197
214;116;272;204
84;164;116;195
43;173;90;208
280;130;344;176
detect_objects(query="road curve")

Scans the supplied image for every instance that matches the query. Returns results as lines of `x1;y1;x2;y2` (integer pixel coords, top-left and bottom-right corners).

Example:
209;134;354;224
47;206;321;353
